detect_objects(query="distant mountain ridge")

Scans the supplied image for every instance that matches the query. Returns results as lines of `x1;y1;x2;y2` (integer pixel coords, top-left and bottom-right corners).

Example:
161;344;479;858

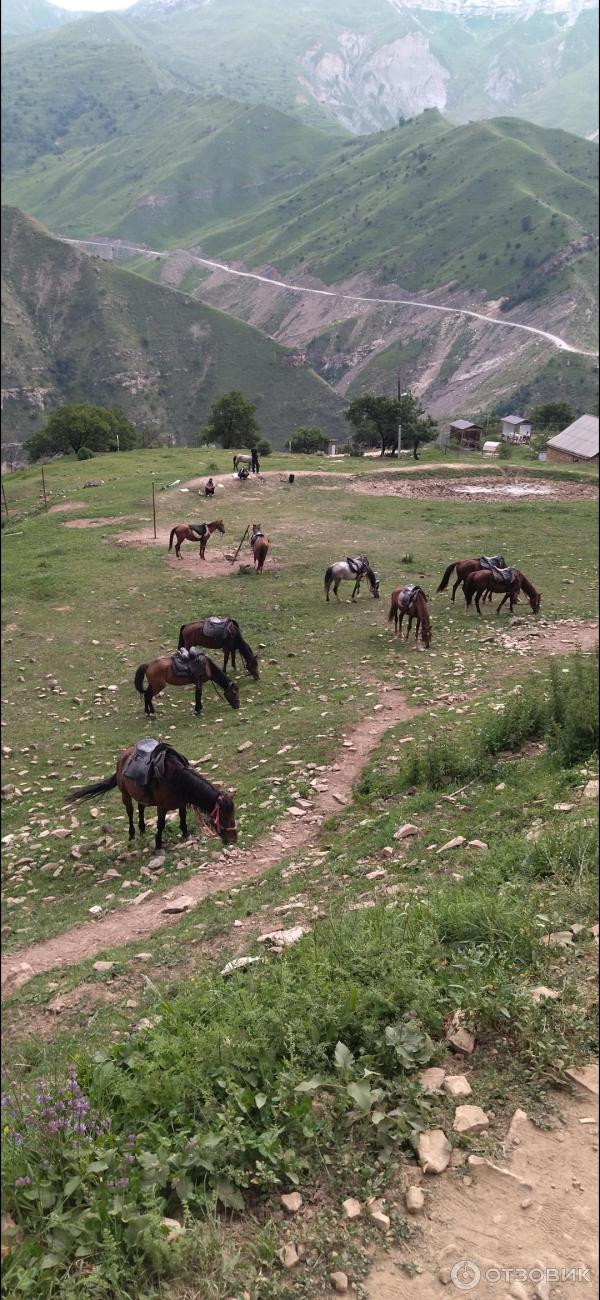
1;0;83;38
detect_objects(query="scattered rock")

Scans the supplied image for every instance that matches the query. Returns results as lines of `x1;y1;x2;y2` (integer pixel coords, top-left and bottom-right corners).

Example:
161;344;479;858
133;952;153;962
92;961;114;973
504;1108;530;1148
565;1064;599;1096
530;985;560;1004
147;855;165;871
467;839;488;850
279;1243;300;1270
88;905;102;916
369;1208;390;1232
453;1105;489;1135
161;1217;183;1243
443;1075;472;1098
280;1193;302;1215
419;1067;446;1093
257;925;307;947
394;823;419;840
417;1129;452;1174
437;836;466;854
553;802;574;813
3;961;34;992
541;931;573;947
162;896;194;914
238;740;253;752
405;1186;425;1214
438;1267;453;1285
221;956;260;976
330;1271;349;1294
342;1197;362;1220
583;779;599;800
446;1012;476;1055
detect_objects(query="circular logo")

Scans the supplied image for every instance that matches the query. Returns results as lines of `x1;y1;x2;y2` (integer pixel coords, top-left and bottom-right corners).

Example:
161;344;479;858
451;1260;481;1291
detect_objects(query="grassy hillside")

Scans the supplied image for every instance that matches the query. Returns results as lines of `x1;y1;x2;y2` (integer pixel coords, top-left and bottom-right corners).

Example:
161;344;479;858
7;105;597;314
1;207;345;449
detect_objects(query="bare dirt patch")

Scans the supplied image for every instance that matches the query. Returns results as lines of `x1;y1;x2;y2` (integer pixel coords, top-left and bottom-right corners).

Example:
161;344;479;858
497;618;599;657
63;515;133;529
351;476;598;502
367;1070;598;1300
47;500;86;513
113;524;279;576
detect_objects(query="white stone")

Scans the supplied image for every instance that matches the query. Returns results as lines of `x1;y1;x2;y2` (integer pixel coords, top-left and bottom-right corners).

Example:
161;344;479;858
257;925;307;947
221;956;260;976
161;1217;183;1243
394;823;419;840
453;1105;489;1135
342;1197;362;1220
330;1271;349;1294
417;1129;452;1174
238;740;253;752
369;1209;390;1232
405;1186;425;1213
280;1193;302;1215
419;1067;446;1093
279;1243;300;1269
446;1012;476;1055
467;839;488;850
161;896;194;914
437;836;466;854
530;986;560;1004
92;961;114;973
444;1075;472;1098
583;779;599;800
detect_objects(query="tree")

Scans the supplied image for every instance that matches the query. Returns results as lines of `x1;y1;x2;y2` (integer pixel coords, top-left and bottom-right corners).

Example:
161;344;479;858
346;392;437;459
198;391;259;449
530;401;574;432
289;426;329;454
25;404;138;462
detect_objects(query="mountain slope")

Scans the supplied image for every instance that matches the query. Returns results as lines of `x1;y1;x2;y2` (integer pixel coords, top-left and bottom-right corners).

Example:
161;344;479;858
0;0;82;39
0;208;345;449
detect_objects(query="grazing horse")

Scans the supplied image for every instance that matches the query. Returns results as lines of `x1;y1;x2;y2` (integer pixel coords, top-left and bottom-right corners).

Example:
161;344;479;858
464;568;541;616
324;557;380;603
134;651;240;716
67;741;237;849
233;454;252;471
168;520;225;559
178;617;260;679
250;524;269;573
388;585;432;648
437;556;507;603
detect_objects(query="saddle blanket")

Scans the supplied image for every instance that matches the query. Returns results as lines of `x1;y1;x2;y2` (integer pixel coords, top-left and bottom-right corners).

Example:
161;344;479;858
346;555;367;575
479;554;506;571
171;648;208;681
188;522;208;538
400;583;425;608
201;616;236;644
481;565;515;585
123;739;189;789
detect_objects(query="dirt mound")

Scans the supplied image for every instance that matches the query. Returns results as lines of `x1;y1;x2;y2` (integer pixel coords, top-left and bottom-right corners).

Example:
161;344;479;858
351;476;598;502
47;500;86;513
63;516;133;529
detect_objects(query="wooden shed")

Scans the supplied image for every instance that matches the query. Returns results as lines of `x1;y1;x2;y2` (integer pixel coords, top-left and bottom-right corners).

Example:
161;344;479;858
546;414;599;464
449;419;483;451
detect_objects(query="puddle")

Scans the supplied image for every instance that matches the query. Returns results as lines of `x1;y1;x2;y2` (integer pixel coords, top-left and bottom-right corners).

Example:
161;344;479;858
453;485;552;497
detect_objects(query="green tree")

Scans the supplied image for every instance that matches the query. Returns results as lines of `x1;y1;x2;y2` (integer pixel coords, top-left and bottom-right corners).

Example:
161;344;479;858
198;391;259;449
530;401;574;432
346;392;437;459
25;404;138;462
289;426;329;454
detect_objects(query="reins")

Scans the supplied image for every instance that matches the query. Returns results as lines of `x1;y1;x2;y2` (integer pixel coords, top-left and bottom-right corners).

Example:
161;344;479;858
192;794;237;839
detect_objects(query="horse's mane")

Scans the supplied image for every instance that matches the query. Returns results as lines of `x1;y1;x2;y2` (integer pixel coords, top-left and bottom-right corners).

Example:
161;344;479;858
234;630;258;671
365;565;378;586
166;753;233;816
207;657;235;691
516;570;537;599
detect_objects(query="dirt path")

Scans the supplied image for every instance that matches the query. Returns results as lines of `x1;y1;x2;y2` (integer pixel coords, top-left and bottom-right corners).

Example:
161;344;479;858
367;1068;598;1300
1;686;421;992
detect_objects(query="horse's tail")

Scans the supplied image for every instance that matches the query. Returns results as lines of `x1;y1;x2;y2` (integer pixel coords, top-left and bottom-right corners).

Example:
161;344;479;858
255;541;268;572
66;772;118;804
388;593;397;622
177;624;187;649
324;565;333;589
463;576;474;608
437;562;456;592
168;528;177;552
134;663;149;694
232;455;237;469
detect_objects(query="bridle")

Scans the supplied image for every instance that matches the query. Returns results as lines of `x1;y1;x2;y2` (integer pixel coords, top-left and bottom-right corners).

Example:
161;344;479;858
193;794;237;839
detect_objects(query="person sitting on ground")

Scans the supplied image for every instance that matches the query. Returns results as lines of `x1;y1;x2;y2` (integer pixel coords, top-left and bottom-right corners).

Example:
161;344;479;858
237;466;249;481
204;477;215;497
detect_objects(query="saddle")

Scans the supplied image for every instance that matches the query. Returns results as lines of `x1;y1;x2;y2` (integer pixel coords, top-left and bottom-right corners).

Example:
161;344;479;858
399;583;425;609
171;647;208;681
251;530;264;546
200;616;237;645
346;555;367;576
123;739;189;790
478;554;506;572
188;522;208;538
490;565;516;586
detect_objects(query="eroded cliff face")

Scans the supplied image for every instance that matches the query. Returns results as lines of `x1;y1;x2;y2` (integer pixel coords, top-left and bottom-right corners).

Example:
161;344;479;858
301;31;450;131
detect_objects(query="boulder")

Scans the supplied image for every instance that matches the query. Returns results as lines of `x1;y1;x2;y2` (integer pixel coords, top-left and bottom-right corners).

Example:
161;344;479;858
446;1012;476;1056
453;1105;489;1135
419;1067;446;1093
417;1129;452;1174
443;1075;472;1098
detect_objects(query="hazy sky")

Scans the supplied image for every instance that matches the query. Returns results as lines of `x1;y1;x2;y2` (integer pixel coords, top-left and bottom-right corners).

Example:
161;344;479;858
50;0;134;10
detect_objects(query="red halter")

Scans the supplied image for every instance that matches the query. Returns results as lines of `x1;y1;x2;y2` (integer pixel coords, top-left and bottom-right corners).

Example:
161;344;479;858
193;795;236;839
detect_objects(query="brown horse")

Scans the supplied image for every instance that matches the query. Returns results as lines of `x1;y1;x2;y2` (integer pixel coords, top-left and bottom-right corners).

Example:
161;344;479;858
464;569;541;616
134;652;240;716
437;556;507;603
250;524;269;573
168;520;225;559
178;617;260;679
67;742;237;849
388;585;432;648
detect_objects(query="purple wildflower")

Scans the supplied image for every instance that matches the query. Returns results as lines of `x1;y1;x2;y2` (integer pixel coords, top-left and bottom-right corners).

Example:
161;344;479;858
15;1176;32;1188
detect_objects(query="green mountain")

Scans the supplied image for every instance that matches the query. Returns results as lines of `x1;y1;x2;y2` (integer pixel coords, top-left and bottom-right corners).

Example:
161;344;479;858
1;207;345;450
2;0;598;149
0;0;82;39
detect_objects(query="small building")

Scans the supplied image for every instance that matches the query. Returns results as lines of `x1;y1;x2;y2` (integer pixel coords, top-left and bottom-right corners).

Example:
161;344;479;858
449;419;483;451
483;440;500;457
501;413;531;443
546;414;599;464
328;440;337;457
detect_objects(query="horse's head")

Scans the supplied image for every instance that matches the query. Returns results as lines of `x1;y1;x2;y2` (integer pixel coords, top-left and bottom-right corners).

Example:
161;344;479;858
252;523;260;533
211;792;238;844
530;591;542;614
225;680;241;709
245;652;260;681
367;567;380;599
215;520;225;534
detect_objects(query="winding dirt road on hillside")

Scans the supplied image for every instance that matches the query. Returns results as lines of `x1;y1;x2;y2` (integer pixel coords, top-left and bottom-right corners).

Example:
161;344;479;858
64;239;599;359
2;618;597;995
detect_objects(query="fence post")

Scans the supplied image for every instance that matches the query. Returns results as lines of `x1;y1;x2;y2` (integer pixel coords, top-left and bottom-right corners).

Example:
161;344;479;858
152;482;157;540
41;465;48;512
2;483;8;518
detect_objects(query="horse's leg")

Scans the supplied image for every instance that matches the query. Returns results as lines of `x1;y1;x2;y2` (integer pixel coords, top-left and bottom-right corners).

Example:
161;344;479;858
451;577;461;602
155;806;167;851
497;592;509;614
138;804;146;834
405;614;412;641
122;789;135;840
333;581;340;602
325;579;330;603
195;683;203;715
179;806;189;839
351;578;360;602
475;590;483;615
144;684;155;716
175;538;182;559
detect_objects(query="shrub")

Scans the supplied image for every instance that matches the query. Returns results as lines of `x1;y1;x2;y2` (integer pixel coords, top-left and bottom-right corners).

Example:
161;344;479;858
290;427;329;454
76;446;95;460
256;438;272;457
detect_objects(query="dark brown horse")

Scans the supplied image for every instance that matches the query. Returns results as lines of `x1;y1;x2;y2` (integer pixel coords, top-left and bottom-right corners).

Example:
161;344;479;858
437;557;506;603
464;569;541;616
168;520;225;559
134;652;240;716
67;742;237;849
250;524;269;573
388;585;432;648
177;617;259;679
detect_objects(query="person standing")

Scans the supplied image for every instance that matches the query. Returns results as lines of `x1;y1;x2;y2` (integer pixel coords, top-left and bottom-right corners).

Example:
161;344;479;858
251;446;259;474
